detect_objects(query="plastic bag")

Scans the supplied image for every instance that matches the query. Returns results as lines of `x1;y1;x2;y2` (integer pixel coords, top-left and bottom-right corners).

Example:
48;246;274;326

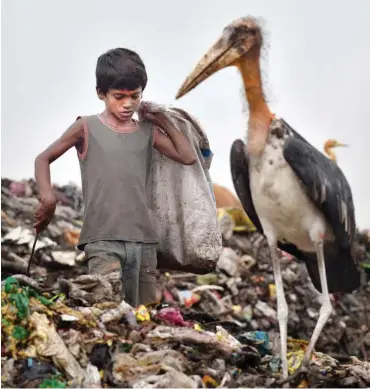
138;101;222;274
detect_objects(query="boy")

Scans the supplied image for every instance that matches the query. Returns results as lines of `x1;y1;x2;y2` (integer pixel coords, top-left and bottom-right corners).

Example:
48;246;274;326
34;48;197;307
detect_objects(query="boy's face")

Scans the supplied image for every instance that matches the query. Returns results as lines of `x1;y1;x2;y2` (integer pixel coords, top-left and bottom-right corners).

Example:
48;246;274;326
99;87;142;122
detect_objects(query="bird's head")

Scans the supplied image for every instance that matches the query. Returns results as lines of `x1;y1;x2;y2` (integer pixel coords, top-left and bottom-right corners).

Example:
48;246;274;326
324;139;349;162
176;16;263;99
324;139;349;150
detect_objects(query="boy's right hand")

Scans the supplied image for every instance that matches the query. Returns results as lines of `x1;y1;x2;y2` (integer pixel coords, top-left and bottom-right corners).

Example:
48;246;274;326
33;193;57;232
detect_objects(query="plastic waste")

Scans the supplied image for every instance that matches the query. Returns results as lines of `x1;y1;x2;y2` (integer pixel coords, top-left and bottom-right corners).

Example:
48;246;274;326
216;247;241;277
177;290;201;308
157;307;192;327
22;312;85;381
135;305;151;322
236;331;271;356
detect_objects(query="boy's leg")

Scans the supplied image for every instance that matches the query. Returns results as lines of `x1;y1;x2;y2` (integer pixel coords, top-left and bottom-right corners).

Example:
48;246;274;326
139;244;158;305
84;241;153;307
120;242;142;307
84;240;121;275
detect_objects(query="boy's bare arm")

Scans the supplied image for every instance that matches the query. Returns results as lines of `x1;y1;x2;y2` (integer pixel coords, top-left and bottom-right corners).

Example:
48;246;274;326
34;119;84;231
144;112;197;165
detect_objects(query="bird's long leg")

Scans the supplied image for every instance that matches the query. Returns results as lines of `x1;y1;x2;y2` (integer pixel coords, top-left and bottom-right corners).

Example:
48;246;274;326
277;241;333;386
302;241;333;365
268;241;289;380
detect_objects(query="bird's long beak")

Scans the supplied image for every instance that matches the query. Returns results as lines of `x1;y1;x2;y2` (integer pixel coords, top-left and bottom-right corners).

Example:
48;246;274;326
336;143;349;148
175;36;238;99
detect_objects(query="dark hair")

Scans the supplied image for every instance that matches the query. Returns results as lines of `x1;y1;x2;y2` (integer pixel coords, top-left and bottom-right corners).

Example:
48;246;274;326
96;48;147;94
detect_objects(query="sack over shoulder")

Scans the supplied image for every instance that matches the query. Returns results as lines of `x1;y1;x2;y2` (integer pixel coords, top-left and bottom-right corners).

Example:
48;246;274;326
138;102;222;274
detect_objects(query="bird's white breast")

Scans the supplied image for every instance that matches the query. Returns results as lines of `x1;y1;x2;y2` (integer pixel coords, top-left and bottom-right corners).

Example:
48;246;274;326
249;127;333;252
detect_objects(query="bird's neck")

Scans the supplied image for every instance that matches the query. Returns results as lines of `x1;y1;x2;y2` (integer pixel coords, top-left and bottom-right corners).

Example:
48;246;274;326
237;55;273;156
324;145;337;162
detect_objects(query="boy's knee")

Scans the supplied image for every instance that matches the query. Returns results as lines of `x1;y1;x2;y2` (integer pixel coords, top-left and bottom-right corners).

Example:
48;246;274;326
84;241;121;275
88;257;120;275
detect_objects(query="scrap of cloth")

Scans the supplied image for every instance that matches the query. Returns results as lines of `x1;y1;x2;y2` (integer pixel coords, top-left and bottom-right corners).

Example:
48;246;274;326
138;101;222;274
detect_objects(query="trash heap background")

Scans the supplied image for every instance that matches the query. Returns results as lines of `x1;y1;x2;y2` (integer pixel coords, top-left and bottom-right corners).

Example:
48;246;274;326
1;177;369;388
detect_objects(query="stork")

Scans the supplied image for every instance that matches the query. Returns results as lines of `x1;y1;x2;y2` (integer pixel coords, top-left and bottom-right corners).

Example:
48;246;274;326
175;17;360;381
323;139;348;163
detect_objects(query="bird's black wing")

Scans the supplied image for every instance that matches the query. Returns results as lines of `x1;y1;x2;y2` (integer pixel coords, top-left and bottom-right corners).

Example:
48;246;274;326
230;139;263;232
283;130;360;293
283;134;356;253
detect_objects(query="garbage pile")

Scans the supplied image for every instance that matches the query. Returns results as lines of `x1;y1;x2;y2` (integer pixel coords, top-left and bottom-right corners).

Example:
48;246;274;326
1;178;85;280
1;178;370;388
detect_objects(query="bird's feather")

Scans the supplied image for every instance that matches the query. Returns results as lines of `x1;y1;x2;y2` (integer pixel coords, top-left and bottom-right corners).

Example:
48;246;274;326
282;124;360;292
230;139;263;231
282;129;356;255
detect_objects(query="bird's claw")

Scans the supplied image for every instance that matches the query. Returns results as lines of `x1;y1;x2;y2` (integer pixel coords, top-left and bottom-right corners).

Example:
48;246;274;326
276;366;306;386
276;362;331;387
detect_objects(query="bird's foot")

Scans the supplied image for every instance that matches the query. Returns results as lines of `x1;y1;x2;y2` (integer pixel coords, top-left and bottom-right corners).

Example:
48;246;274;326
276;361;332;387
276;365;307;387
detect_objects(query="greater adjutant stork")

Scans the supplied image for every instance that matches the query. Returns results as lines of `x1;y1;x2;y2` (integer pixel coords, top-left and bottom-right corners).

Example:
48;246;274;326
176;16;360;380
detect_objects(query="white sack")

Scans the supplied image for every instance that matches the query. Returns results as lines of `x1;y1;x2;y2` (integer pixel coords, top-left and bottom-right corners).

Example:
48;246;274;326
138;101;222;274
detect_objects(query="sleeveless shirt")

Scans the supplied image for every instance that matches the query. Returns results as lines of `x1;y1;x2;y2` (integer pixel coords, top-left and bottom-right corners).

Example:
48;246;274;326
76;115;158;250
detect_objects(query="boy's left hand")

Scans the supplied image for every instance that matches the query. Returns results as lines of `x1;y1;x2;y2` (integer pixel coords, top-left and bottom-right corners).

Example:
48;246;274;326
141;104;196;165
141;110;169;131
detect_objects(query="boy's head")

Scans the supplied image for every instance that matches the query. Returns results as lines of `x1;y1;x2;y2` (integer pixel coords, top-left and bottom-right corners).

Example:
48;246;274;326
96;48;147;121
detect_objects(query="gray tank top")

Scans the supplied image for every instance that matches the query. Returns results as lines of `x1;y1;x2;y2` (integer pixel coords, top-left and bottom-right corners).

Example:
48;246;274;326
76;115;158;249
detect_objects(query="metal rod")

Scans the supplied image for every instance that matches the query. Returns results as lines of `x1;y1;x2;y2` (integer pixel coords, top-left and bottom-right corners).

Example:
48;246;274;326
26;233;39;276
